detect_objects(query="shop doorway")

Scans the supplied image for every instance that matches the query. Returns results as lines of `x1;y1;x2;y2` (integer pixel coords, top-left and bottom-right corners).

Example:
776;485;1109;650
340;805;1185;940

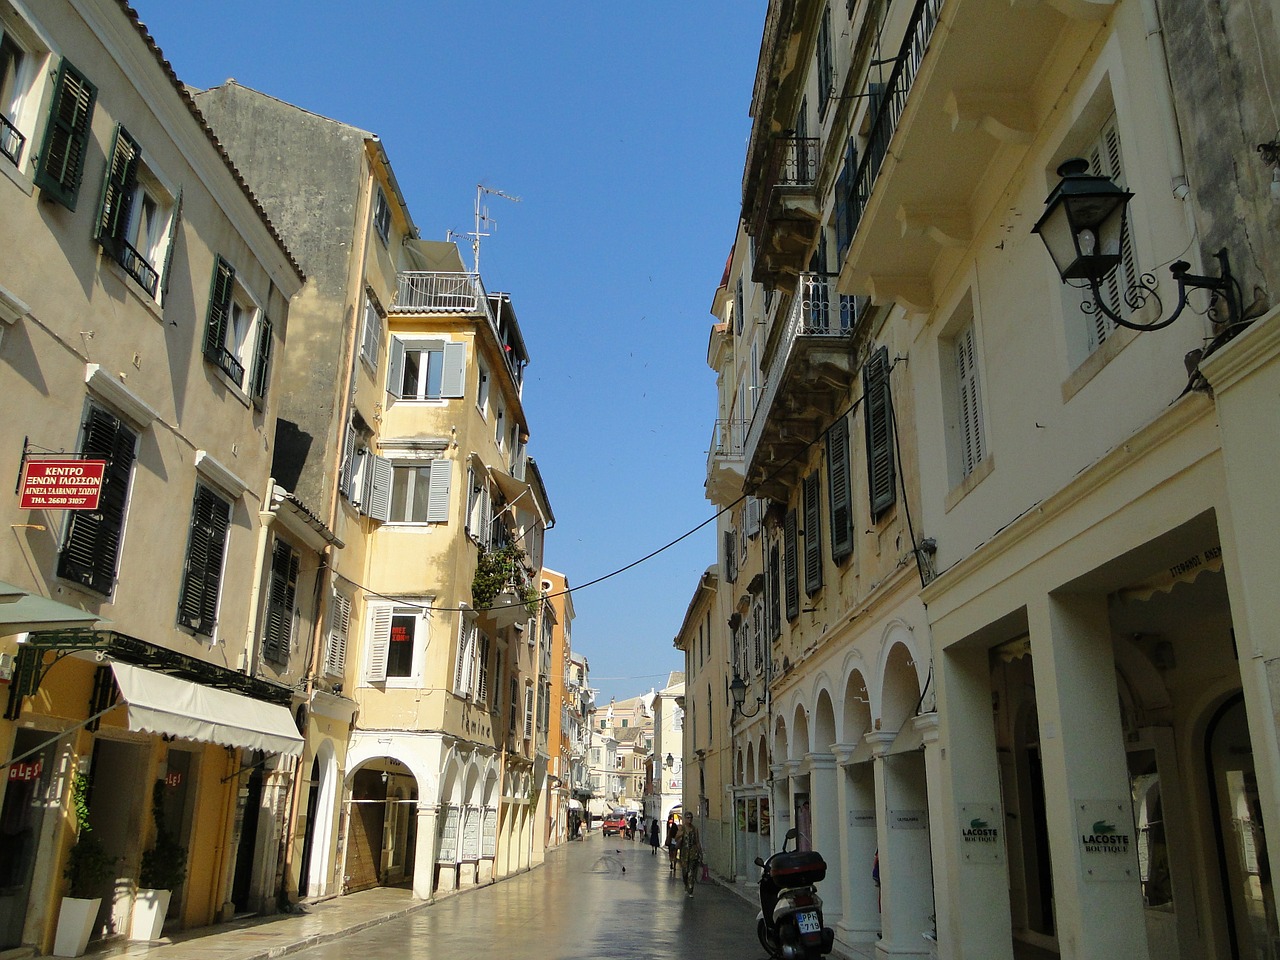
0;730;53;949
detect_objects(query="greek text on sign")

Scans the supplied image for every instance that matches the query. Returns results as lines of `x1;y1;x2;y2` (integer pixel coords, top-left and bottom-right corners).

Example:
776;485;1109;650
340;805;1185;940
19;460;107;510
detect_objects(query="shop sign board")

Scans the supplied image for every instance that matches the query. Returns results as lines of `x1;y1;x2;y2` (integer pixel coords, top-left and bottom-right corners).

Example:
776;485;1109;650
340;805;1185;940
19;460;106;510
1076;799;1137;882
959;803;1004;864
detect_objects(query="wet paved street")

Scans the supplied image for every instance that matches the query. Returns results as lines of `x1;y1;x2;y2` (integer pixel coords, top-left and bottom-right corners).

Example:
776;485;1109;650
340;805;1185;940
292;833;760;960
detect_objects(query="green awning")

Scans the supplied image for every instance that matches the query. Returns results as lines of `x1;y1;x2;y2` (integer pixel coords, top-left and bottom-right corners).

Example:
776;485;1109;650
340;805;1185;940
0;580;104;636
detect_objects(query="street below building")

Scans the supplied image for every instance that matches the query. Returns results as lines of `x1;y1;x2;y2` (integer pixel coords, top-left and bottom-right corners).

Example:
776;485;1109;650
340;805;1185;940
292;833;758;960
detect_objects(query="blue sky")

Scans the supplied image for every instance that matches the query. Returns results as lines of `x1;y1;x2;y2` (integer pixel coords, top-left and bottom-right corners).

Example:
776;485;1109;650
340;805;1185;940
130;1;766;704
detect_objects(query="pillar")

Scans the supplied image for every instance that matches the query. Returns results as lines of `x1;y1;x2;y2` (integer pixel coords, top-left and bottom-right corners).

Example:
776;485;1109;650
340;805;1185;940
1028;592;1147;960
770;763;790;854
834;742;879;945
871;730;931;960
411;804;438;900
807;753;843;930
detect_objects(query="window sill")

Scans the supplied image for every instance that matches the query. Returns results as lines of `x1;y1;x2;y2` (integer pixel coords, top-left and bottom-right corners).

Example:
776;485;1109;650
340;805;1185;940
944;453;994;513
207;359;253;409
0;154;33;195
1060;324;1139;403
102;253;165;323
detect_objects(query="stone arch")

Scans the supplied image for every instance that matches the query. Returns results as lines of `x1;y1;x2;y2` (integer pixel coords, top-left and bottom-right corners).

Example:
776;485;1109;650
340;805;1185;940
812;688;837;755
344;740;434;795
791;702;811;758
841;668;872;744
757;732;769;781
305;737;340;896
880;637;924;735
772;715;789;769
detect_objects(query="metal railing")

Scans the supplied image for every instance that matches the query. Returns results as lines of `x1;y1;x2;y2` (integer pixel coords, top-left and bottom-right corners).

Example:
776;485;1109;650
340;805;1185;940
0;112;25;167
117;240;159;297
850;0;945;239
751;137;820;239
391;271;494;319
744;273;855;467
707;419;748;475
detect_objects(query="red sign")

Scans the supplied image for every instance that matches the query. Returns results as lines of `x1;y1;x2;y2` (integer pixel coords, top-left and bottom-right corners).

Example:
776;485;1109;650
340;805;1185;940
19;459;107;510
164;771;183;788
8;758;42;782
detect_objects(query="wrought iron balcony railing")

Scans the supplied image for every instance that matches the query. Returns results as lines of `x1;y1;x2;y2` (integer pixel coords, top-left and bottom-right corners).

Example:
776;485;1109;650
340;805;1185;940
117;240;159;297
850;0;945;239
0;112;25;167
392;271;493;318
707;419;748;473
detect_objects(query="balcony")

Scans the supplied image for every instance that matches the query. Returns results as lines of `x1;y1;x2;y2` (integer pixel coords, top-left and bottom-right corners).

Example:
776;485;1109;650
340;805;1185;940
706;419;748;506
744;273;857;501
0;112;25;166
749;137;823;293
836;0;1113;310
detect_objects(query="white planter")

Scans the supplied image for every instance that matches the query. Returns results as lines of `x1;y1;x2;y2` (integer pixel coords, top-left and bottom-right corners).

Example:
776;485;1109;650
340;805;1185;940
53;896;101;957
128;888;171;942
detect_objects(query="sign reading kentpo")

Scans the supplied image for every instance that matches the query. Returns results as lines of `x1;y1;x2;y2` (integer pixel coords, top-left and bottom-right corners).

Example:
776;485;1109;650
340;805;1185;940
1076;799;1136;882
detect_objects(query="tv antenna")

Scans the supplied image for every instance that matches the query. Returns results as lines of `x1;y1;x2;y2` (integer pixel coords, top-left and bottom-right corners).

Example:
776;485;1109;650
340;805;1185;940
453;183;521;275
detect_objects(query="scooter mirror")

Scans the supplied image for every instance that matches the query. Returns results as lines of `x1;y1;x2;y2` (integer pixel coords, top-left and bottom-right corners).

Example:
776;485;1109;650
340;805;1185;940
785;828;799;841
754;857;765;868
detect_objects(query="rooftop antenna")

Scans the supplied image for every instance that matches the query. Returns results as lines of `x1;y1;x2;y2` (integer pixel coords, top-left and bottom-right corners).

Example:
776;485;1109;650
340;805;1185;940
457;183;521;275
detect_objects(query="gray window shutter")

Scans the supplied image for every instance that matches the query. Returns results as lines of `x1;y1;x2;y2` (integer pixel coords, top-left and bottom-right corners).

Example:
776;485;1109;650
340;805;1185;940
387;338;405;398
339;424;357;502
427;460;452;522
441;341;466;398
803;472;823;596
364;454;392;522
783;509;799;620
864;346;896;519
827;416;854;562
326;592;350;677
366;604;391;682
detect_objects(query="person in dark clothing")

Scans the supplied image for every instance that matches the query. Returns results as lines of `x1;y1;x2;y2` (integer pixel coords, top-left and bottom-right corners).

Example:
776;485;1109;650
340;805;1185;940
649;818;661;854
628;813;637;840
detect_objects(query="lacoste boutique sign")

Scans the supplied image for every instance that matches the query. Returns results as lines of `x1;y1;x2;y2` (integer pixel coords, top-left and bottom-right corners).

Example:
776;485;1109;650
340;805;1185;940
959;803;1003;865
1076;799;1136;882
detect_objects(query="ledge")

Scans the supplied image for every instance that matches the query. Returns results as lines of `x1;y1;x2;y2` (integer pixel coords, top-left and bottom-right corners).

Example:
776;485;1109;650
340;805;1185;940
85;364;160;429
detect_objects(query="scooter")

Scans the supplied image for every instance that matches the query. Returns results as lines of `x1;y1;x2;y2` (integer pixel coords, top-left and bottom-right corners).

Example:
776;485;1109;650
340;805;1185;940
755;828;835;960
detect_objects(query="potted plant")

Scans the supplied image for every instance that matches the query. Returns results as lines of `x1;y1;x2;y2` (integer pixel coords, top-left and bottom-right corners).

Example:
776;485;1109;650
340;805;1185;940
54;773;115;957
129;781;187;942
472;543;540;627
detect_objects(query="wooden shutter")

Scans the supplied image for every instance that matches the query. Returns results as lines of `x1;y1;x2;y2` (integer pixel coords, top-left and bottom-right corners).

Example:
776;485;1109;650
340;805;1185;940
768;542;782;639
454;620;474;695
723;529;736;583
1087;116;1138;343
441;341;466;398
386;338;405;398
158;188;182;305
827;416;854;562
783;509;799;620
364;454;392;522
96;124;139;257
955;323;985;476
203;256;235;362
803;472;823;595
477;633;490;704
262;540;298;664
249;314;273;403
177;484;230;636
34;59;96;210
365;604;392;682
339;425;358;502
524;686;534;738
58;407;136;595
326;592;351;677
426;459;451;522
863;346;896;520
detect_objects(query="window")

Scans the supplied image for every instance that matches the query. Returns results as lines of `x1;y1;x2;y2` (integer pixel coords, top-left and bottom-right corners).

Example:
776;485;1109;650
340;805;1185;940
524;684;535;739
826;415;854;562
325;592;351;677
96;125;180;301
33;58;96;209
1079;114;1138;355
722;529;738;583
477;359;490;414
360;295;383;372
176;483;231;636
783;509;799;620
58;405;136;595
365;602;428;683
863;346;896;519
948;317;987;482
816;5;834;122
373;186;391;245
387;337;465;400
803;471;823;596
203;256;272;401
262;539;299;665
835;137;859;260
735;278;744;336
0;17;43;169
386;459;451;524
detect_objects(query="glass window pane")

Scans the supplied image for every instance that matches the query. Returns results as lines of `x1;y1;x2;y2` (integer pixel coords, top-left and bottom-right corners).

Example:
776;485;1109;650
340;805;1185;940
387;613;415;677
402;349;421;398
391;466;410;520
411;466;433;522
425;348;443;399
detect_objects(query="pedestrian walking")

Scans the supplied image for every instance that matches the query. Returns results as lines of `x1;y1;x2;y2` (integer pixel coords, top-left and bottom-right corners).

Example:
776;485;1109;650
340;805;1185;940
678;821;703;897
649;818;660;855
628;813;637;840
666;819;679;874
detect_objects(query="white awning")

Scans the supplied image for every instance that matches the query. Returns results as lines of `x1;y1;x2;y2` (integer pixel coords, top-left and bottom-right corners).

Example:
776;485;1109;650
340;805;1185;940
111;662;303;756
0;579;105;635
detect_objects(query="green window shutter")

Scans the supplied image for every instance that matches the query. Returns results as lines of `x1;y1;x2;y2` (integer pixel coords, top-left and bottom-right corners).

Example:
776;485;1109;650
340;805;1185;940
158;188;183;304
249;313;273;403
783;508;799;621
864;346;897;520
177;484;230;635
58;407;136;595
262;539;298;665
803;471;823;596
95;124;139;257
203;256;235;363
827;415;854;562
34;59;97;211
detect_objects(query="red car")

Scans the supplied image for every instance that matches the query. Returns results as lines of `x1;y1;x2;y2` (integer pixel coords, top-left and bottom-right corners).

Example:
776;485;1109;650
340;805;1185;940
602;813;628;837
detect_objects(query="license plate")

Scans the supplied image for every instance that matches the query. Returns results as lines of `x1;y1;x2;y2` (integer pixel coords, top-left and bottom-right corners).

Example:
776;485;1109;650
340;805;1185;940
797;911;820;934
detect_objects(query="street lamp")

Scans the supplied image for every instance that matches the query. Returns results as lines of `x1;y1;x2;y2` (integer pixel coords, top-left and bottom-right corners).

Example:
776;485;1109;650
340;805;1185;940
730;672;765;719
665;752;674;768
1033;158;1243;331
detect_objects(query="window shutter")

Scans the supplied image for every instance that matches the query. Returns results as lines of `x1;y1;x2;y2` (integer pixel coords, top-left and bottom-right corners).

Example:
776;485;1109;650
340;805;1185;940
34;59;97;211
58;407;136;595
361;298;381;371
365;604;392;683
767;542;782;640
249;314;273;404
863;346;896;519
364;454;392;522
326;592;350;677
955;324;985;476
203;256;235;363
339;425;357;502
262;540;298;665
783;509;799;620
387;338;405;398
96;124;139;257
477;633;490;704
426;459;451;522
158;188;183;305
177;484;230;636
803;472;823;596
723;529;736;583
441;341;466;398
524;686;535;739
455;620;475;696
478;489;493;548
827;416;854;562
746;496;761;537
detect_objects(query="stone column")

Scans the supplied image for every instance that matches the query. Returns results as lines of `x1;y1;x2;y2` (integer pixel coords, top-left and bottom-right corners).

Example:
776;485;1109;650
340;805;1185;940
834;742;879;946
871;729;931;960
412;803;439;900
1029;593;1148;960
769;763;790;855
806;753;843;930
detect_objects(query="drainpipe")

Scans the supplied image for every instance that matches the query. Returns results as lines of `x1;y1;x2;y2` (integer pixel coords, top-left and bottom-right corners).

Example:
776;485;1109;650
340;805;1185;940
1139;0;1190;202
243;479;281;677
